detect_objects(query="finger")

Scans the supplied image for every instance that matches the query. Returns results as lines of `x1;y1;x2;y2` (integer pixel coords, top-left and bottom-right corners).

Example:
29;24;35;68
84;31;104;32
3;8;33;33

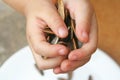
31;39;69;57
54;57;90;73
40;4;68;38
66;0;93;42
68;14;98;60
26;17;69;58
31;48;66;70
75;1;94;43
53;66;62;74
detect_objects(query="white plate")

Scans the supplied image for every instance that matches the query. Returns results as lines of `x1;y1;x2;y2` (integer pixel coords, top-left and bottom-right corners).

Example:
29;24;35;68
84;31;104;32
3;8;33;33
0;46;120;80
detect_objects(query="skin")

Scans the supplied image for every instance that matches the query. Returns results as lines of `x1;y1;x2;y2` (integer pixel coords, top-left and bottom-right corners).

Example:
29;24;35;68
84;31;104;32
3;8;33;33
4;0;98;74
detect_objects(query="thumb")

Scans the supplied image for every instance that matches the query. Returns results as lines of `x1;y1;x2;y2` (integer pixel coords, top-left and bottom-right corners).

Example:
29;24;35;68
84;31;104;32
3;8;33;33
74;1;93;43
41;5;68;38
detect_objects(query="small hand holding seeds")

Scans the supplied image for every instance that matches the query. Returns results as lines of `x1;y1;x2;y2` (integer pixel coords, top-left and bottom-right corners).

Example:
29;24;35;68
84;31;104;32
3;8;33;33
26;0;98;73
26;0;69;70
53;0;98;73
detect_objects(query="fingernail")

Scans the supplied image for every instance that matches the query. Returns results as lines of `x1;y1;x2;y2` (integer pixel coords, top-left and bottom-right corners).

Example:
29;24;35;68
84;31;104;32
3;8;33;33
70;55;77;60
58;27;68;38
82;31;88;42
54;68;61;74
59;48;66;55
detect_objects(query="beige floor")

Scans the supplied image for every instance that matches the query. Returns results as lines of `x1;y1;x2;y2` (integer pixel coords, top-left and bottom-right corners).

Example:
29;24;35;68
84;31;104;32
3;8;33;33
0;0;120;66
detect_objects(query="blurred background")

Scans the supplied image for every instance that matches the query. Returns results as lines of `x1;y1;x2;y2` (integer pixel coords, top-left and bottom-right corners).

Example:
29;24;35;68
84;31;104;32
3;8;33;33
0;0;27;66
0;0;120;66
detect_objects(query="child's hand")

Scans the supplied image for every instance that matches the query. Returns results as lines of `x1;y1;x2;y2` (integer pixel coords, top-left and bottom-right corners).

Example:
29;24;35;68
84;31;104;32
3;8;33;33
4;0;98;73
25;0;70;69
53;0;98;73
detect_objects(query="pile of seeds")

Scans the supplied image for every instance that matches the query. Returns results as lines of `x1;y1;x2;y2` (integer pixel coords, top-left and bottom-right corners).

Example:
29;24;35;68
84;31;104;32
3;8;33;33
43;0;82;51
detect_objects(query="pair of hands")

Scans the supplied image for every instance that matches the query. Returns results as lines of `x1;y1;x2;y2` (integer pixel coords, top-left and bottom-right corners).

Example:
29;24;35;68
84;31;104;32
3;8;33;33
25;0;97;74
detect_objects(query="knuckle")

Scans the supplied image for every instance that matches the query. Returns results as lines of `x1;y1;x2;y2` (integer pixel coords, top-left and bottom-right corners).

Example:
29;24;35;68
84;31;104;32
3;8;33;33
37;65;46;70
33;45;40;54
78;51;86;58
37;63;49;70
51;17;64;28
91;45;97;54
86;57;91;62
61;61;70;72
